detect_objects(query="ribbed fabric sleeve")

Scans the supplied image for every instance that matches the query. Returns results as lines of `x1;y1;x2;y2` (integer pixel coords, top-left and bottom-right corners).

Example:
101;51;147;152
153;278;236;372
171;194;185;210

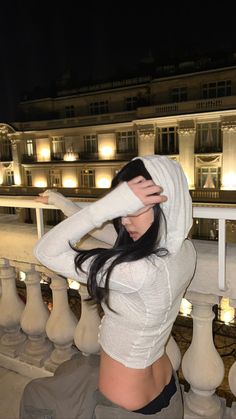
42;190;87;217
42;189;117;245
34;182;143;280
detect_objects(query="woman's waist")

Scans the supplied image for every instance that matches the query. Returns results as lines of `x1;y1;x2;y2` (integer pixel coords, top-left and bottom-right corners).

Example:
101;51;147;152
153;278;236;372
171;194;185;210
98;350;173;411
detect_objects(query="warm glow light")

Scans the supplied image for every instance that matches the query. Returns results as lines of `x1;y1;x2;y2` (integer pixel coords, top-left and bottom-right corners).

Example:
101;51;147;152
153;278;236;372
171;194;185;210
222;172;236;189
219;297;235;325
34;180;47;187
68;279;80;290
63;178;77;188
19;271;26;281
14;174;21;185
97;177;111;188
63;152;78;161
100;146;113;158
179;298;192;316
40;148;50;160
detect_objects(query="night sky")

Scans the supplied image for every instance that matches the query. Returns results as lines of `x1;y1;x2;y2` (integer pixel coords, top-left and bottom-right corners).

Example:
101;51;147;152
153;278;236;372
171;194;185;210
1;1;236;122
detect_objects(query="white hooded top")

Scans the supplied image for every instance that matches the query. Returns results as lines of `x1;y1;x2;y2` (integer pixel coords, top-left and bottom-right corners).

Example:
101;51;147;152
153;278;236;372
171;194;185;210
34;155;196;368
135;155;193;254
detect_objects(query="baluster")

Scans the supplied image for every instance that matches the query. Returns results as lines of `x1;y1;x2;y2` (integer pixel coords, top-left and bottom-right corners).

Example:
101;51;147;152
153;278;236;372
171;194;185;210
19;265;52;366
0;275;3;337
182;291;225;418
166;334;181;371
44;275;78;372
228;298;236;419
74;283;101;355
0;258;26;357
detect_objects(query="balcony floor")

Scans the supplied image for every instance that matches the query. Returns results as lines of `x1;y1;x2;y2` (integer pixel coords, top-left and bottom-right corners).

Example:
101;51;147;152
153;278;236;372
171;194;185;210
0;366;31;419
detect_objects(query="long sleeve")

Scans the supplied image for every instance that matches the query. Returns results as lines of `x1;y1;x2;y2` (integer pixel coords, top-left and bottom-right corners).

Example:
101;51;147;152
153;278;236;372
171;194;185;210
34;182;144;282
42;190;88;217
42;190;117;246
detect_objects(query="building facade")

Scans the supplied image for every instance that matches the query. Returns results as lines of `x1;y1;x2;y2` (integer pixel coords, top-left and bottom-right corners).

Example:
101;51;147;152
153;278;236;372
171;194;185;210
1;59;236;239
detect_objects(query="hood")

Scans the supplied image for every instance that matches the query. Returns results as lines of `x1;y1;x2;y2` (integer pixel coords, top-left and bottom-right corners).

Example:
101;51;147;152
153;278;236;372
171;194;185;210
133;155;193;254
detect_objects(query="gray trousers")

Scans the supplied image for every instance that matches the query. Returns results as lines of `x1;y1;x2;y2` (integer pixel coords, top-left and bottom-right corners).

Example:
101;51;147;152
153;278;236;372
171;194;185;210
20;355;183;419
19;354;100;419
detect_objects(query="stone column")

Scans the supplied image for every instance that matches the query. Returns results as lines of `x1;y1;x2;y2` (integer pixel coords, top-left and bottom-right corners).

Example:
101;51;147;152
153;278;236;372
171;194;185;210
0;258;26;357
178;126;196;189
0;163;4;185
228;298;236;419
137;126;155;156
182;291;225;418
44;276;78;372
10;138;22;185
74;283;101;355
19;265;52;367
221;121;236;190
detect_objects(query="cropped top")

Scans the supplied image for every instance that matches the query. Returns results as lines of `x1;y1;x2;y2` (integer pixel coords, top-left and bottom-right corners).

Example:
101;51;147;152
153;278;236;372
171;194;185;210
34;155;196;369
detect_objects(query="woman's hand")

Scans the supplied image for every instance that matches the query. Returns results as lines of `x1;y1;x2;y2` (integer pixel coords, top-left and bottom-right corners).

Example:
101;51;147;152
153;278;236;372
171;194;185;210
127;176;167;207
35;193;49;204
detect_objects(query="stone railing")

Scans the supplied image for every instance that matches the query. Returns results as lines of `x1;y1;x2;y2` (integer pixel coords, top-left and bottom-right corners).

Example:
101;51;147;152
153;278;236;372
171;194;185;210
0;196;235;418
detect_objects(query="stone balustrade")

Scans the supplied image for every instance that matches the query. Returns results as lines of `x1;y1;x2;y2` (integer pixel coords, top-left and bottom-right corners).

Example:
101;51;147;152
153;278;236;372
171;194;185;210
0;197;235;418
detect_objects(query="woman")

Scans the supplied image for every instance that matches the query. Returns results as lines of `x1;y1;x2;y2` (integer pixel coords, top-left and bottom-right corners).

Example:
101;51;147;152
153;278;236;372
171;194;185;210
32;155;196;418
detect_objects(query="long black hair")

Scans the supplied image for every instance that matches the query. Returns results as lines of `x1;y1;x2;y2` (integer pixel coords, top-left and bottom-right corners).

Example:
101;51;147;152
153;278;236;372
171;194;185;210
73;159;168;308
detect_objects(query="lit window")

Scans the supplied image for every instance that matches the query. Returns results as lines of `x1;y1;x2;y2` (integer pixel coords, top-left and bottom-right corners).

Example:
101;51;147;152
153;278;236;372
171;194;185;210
80;169;95;187
116;131;136;153
49;170;62;187
84;135;98;153
195;123;222;152
156;127;178;155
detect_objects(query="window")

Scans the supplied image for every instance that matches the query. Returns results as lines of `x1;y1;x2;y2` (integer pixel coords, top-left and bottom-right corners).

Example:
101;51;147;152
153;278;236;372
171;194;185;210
80;169;95;187
195;123;222;152
89;101;109;115
49;170;62;187
51;137;65;160
26;139;34;156
6;170;15;185
65;105;75;118
26;170;32;186
171;87;187;102
202;80;231;98
197;167;221;189
116;131;136;153
84;135;98;153
0;139;12;160
156;127;179;154
52;137;65;153
125;97;138;110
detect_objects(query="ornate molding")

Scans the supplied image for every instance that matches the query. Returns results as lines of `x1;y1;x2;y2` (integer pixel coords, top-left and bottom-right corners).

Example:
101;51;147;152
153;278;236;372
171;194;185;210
0;124;16;137
139;130;155;141
195;155;221;166
10;138;20;147
2;162;12;169
221;121;236;132
178;127;196;136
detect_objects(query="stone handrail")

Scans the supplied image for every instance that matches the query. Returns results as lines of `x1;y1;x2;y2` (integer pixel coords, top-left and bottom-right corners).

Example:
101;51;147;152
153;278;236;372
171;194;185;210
0;197;235;418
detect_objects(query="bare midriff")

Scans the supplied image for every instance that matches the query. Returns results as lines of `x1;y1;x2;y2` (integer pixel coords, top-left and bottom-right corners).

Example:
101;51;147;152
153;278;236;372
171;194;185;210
98;350;173;411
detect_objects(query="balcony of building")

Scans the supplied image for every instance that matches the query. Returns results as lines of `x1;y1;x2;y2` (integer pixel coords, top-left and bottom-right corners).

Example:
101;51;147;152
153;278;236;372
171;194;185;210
14;94;236;132
0;197;235;418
